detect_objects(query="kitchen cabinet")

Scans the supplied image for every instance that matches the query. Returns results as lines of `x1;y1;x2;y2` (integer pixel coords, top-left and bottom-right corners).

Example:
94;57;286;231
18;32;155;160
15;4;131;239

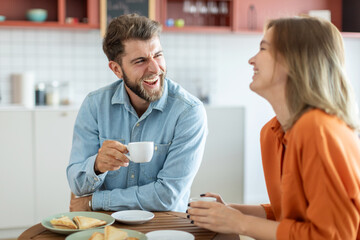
0;0;99;29
342;0;360;32
159;0;236;33
232;0;342;32
0;110;35;229
34;109;78;222
191;106;244;203
0;108;78;238
158;0;360;37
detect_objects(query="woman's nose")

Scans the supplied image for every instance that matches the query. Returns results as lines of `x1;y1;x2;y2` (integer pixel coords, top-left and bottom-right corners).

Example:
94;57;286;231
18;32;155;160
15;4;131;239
248;55;255;65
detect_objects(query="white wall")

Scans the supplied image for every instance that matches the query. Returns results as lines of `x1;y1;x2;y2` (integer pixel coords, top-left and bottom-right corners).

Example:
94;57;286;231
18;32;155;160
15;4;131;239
343;38;360;103
1;29;359;205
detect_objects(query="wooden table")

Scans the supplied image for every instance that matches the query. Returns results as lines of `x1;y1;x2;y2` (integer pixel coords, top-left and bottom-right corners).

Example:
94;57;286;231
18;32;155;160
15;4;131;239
18;211;240;240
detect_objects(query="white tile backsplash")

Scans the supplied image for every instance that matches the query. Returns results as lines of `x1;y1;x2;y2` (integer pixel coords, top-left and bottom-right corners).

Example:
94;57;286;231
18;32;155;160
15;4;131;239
0;28;216;105
0;29;113;105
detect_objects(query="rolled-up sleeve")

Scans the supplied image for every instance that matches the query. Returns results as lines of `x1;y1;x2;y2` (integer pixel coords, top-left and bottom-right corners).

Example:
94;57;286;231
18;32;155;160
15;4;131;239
67;94;107;196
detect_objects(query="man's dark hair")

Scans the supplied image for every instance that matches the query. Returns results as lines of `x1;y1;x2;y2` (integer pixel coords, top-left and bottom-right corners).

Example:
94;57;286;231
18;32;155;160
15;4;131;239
103;13;162;64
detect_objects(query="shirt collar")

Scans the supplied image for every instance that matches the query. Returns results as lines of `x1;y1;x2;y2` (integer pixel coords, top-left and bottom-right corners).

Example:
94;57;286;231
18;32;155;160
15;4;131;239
270;117;288;145
111;78;168;112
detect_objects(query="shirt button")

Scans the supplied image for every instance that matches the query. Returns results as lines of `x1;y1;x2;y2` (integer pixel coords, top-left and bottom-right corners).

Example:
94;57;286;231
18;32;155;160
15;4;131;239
131;174;135;178
93;177;98;181
155;146;158;151
136;123;140;127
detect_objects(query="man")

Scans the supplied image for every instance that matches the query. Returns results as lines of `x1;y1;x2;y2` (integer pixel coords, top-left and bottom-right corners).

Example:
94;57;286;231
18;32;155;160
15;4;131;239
67;14;208;212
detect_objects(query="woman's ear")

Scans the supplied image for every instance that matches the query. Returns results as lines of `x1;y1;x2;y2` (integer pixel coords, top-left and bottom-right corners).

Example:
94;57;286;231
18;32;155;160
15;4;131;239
109;61;123;79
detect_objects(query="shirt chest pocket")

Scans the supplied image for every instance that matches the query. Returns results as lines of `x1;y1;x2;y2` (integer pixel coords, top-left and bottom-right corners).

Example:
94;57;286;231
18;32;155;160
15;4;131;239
140;142;171;182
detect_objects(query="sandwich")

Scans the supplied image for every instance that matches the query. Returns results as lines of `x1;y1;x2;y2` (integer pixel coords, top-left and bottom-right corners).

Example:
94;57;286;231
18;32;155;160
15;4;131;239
104;225;128;240
73;216;107;229
89;232;105;240
50;216;78;229
87;226;140;240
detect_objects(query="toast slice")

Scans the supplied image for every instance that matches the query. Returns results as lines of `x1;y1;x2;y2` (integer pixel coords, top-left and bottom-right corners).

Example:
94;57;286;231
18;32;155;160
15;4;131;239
89;232;105;240
73;216;107;229
104;225;128;240
50;216;78;229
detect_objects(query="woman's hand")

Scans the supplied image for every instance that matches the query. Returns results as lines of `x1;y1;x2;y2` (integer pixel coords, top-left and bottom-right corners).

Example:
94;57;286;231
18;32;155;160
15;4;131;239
187;201;244;234
188;200;280;239
200;192;227;205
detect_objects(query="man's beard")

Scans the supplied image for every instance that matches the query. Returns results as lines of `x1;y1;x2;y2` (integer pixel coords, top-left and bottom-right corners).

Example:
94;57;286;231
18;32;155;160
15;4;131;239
122;69;165;102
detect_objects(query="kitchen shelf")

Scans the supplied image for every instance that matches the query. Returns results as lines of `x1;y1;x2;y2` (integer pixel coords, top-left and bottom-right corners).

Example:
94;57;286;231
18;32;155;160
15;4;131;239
157;0;360;36
0;20;98;29
163;25;232;33
232;0;342;32
159;0;235;33
0;0;99;29
341;32;360;38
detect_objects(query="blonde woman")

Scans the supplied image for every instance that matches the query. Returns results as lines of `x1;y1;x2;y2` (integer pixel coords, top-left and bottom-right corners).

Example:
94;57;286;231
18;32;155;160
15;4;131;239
188;17;360;239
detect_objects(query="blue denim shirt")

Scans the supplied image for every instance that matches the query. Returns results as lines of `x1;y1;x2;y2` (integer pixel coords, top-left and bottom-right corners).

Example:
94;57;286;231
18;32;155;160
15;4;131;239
67;78;208;212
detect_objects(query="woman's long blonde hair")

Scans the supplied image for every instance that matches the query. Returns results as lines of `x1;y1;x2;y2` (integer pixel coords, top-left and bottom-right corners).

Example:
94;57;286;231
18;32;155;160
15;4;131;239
267;17;359;130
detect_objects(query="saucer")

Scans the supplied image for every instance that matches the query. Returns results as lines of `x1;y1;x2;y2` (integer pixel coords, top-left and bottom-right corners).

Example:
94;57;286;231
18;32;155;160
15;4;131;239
146;230;194;240
111;210;154;224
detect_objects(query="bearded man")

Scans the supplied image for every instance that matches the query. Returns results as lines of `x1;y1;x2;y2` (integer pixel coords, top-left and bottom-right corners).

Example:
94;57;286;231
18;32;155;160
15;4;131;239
67;14;208;212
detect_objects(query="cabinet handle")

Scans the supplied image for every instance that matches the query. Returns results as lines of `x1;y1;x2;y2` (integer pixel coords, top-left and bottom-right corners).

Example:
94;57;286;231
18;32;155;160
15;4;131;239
60;112;68;117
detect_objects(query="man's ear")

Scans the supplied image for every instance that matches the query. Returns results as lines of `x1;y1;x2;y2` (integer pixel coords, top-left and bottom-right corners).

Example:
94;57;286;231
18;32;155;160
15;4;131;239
109;61;123;79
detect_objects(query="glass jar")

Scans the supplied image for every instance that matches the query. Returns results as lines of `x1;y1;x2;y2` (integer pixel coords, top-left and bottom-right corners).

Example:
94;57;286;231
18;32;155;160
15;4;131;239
59;81;70;105
35;82;46;106
46;81;60;106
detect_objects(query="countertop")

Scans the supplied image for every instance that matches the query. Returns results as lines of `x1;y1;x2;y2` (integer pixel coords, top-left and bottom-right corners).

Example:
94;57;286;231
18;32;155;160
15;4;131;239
0;104;80;111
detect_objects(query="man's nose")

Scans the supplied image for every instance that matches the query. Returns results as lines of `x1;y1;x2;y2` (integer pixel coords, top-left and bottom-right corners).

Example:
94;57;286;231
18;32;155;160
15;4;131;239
148;58;160;73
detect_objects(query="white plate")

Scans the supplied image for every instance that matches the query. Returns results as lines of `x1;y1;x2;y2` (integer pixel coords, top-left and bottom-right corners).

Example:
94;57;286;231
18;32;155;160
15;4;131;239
111;210;154;224
66;228;147;240
146;230;194;240
41;211;115;235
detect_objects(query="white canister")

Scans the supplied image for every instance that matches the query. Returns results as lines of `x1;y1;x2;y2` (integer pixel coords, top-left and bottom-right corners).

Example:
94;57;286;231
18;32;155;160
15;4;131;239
11;72;35;108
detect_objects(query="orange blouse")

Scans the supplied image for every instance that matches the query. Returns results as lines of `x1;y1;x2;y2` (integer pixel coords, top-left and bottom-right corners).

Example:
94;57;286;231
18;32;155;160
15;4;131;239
260;109;360;239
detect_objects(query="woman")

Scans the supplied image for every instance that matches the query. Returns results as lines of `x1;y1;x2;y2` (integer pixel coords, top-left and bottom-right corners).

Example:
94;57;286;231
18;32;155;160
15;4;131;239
188;17;360;239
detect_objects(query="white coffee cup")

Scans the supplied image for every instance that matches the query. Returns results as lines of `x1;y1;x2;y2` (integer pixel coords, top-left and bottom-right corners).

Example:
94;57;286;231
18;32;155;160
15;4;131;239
189;197;217;203
125;141;154;163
